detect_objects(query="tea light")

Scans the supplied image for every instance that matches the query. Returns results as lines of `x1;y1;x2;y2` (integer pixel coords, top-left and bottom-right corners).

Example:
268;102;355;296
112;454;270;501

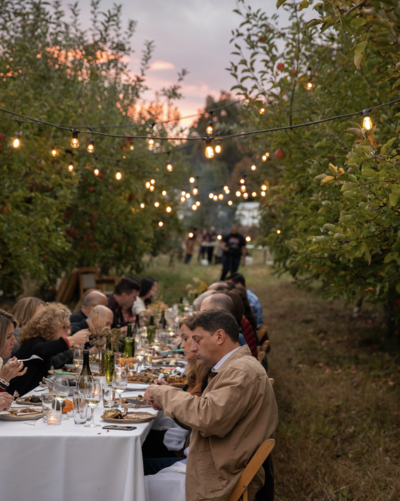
47;410;62;425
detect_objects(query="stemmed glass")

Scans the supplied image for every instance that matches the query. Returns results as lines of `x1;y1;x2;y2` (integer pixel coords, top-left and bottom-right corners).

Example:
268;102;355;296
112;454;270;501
73;347;83;374
112;369;128;410
81;380;101;428
54;377;70;413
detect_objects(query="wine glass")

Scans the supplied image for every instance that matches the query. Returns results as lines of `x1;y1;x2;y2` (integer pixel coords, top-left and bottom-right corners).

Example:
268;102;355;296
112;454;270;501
54;377;70;413
81;380;101;428
112;369;128;410
73;347;83;374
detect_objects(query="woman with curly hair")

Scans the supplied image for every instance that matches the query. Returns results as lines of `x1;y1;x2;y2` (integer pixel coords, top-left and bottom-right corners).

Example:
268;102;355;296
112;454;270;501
8;303;89;397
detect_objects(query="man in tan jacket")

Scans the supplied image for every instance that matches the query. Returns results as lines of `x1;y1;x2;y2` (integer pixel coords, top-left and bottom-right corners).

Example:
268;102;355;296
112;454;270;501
144;309;278;501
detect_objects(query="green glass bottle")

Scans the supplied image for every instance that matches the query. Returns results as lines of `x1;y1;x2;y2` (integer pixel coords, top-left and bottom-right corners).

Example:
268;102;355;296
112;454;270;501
104;339;115;384
124;324;135;358
147;315;156;344
178;296;184;314
78;350;93;389
160;309;167;329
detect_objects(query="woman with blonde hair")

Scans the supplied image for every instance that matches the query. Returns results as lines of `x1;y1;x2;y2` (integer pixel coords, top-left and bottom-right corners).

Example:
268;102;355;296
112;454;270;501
0;310;27;407
8;303;89;397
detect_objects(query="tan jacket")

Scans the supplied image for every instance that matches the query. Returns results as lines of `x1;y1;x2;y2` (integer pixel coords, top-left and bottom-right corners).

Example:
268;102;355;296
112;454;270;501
152;345;278;501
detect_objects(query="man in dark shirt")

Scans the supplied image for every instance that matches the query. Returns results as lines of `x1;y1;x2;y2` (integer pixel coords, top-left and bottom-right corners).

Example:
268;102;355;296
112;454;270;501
70;290;108;324
108;277;141;328
207;226;217;264
220;225;246;280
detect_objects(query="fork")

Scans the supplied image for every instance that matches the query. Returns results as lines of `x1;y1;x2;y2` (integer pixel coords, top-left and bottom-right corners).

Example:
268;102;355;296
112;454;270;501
9;355;43;363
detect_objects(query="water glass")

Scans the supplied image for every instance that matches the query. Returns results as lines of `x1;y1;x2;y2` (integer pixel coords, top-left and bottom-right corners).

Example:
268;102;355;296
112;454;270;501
42;393;56;423
102;387;115;408
72;390;87;424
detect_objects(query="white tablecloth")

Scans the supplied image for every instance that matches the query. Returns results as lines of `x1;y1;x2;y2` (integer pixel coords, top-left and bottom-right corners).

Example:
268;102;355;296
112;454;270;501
0;386;157;501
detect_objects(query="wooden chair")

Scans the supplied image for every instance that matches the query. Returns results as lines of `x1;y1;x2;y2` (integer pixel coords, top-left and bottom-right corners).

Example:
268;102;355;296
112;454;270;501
95;276;120;295
227;439;275;501
77;267;98;299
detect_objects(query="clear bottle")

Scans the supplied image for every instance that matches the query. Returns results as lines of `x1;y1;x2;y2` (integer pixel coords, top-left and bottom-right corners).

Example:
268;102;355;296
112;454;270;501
147;315;156;344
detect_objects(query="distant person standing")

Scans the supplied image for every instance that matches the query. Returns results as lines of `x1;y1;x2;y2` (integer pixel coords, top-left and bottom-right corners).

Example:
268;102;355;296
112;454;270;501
197;229;210;262
184;229;197;264
207;226;217;264
220;225;247;280
214;229;225;264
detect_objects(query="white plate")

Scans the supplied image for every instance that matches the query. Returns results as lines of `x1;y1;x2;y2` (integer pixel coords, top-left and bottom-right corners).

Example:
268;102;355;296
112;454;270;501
0;411;43;421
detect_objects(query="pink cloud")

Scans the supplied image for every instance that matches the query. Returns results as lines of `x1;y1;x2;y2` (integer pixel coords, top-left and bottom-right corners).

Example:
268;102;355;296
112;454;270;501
149;61;175;71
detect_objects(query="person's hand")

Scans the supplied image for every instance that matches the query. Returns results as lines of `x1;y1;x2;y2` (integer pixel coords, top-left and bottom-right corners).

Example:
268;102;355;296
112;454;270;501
154;379;168;386
0;358;27;382
143;384;163;411
69;329;90;348
0;392;14;411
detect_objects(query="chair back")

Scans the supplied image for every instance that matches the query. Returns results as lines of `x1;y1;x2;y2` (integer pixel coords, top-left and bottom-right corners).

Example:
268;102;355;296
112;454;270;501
227;439;275;501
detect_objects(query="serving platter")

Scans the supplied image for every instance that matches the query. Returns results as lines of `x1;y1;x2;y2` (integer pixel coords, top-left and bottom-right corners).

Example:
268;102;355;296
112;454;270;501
15;396;42;406
101;411;156;424
0;409;43;421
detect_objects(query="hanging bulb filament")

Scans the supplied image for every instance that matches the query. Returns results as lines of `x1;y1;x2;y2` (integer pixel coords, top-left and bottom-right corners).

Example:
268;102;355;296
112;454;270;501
70;129;79;148
115;169;122;180
363;110;373;130
205;139;214;159
87;138;95;153
215;141;221;154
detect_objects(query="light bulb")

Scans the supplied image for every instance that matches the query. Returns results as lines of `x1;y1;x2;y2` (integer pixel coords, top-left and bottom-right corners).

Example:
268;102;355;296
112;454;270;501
213;195;218;201
180;197;185;202
87;138;94;153
186;193;190;199
236;191;241;197
218;194;223;200
188;232;194;238
215;142;221;154
193;187;198;195
158;221;163;227
262;155;267;161
243;193;249;199
261;191;266;196
148;136;155;150
166;206;172;213
154;202;160;207
306;81;313;90
150;179;155;185
130;144;134;151
115;169;122;180
12;133;21;148
228;200;233;206
217;235;222;240
261;184;267;191
240;178;245;184
241;185;246;192
276;229;281;234
206;120;213;135
196;201;200;206
246;236;251;242
94;168;99;176
252;192;257;197
166;162;173;172
70;129;79;148
363;111;373;130
149;185;155;192
192;204;197;211
162;190;167;196
225;189;230;194
140;203;145;208
260;108;265;114
205;139;214;159
224;185;229;192
251;164;256;171
51;148;57;157
209;193;214;199
68;162;74;172
189;177;195;183
182;191;186;196
145;181;150;189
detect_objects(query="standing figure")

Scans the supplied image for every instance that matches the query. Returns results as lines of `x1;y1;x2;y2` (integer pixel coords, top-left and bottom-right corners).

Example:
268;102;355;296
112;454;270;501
220;225;247;280
207;226;217;265
184;229;197;264
197;229;210;263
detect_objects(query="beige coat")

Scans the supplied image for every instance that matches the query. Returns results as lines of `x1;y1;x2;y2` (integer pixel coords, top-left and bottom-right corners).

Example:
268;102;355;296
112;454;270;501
152;345;278;501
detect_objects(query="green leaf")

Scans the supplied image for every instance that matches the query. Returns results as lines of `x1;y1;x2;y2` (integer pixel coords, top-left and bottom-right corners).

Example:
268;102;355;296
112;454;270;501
384;252;398;264
389;193;398;207
354;41;367;69
396;284;400;294
381;137;396;155
321;175;334;185
306;19;323;28
299;0;310;11
276;0;287;8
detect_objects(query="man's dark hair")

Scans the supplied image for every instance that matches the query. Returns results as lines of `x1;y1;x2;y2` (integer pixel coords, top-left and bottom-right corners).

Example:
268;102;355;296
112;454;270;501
226;273;246;287
115;277;141;295
189;309;239;343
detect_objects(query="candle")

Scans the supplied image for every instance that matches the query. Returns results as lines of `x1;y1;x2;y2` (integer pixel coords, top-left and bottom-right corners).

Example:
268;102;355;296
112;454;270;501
47;410;62;425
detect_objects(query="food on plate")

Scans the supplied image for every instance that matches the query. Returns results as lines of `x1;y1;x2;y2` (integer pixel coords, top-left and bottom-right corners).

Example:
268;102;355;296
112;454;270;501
18;395;42;404
102;409;141;420
167;375;186;385
9;408;41;415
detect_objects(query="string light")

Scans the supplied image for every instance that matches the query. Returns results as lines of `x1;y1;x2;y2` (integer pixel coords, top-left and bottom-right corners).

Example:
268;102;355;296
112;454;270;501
251;164;256;171
261;184;267;191
206;111;214;135
149;185;155;192
205;139;214;159
87;138;95;153
166;206;172;213
145;181;151;189
188;232;194;238
243;192;249;199
115;169;122;180
148;135;155;150
218;194;224;200
228;200;233;206
240;178;245;184
241;185;246;192
181;191;186;197
193;187;199;195
246;236;251;242
12;132;21;148
70;129;79;148
260;108;265;114
154;202;160;207
196;201;200;206
140;203;145;208
217;234;222;240
189;177;195;183
215;141;222;154
185;193;190;199
209;193;214;199
150;179;155;185
225;188;230;194
261;191;266;196
68;161;74;172
213;195;218;201
94;168;100;176
162;190;167;196
363;110;373;130
166;154;173;172
180;196;185;202
130;142;134;151
276;229;281;234
262;152;270;161
51;148;57;157
236;191;241;197
158;221;163;227
306;81;313;90
192;204;197;210
224;185;229;192
252;192;257;197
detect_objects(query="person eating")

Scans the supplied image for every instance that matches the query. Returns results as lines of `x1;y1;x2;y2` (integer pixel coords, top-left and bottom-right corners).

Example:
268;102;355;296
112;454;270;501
70;290;108;324
108;277;141;328
144;309;278;501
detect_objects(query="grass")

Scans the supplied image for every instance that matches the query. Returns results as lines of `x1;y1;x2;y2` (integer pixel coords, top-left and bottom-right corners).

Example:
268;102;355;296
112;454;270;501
146;252;400;501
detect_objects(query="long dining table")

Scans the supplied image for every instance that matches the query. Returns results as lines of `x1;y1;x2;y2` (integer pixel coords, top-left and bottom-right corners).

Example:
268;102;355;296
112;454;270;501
0;383;156;501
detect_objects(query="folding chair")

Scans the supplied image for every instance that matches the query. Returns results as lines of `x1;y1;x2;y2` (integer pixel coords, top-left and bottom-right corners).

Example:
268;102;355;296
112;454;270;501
227;439;275;501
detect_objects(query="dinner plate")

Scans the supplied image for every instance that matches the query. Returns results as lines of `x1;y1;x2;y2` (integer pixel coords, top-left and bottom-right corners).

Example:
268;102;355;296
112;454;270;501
101;411;156;424
15;397;42;406
124;398;151;408
0;410;43;421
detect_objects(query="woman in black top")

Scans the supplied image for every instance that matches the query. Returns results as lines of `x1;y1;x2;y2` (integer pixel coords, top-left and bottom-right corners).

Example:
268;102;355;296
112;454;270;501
8;303;89;397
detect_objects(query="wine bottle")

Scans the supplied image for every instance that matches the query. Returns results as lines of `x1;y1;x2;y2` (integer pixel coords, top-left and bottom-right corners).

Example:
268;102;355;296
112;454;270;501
147;315;156;344
160;309;167;329
104;339;114;384
124;323;135;357
78;350;93;389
